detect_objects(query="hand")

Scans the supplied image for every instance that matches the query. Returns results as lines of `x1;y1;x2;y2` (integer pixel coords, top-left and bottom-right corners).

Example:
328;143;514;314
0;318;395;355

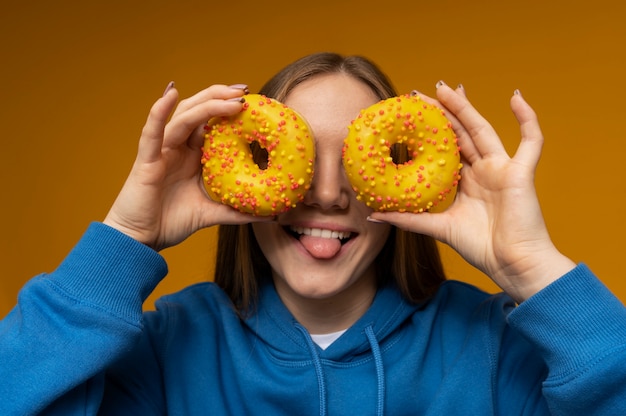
104;83;272;252
369;83;575;302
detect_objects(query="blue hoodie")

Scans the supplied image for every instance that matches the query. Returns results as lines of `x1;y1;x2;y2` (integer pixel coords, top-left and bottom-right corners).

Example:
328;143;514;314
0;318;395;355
1;222;625;415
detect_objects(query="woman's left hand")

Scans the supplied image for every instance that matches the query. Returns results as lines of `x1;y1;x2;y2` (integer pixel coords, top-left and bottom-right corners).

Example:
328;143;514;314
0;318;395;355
369;83;575;302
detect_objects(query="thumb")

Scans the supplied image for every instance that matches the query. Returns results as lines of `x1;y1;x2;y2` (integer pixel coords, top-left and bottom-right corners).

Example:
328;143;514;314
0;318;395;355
368;211;449;243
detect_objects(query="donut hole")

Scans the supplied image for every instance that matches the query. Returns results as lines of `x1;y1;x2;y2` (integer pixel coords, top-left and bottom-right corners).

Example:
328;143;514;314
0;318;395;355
390;143;410;165
249;141;269;170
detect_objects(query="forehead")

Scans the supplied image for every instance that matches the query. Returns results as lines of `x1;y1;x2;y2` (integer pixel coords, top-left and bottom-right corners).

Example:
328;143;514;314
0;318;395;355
283;73;379;141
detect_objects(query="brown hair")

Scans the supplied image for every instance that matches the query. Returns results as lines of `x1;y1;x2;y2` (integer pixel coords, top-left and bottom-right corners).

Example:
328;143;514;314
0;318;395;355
214;52;446;315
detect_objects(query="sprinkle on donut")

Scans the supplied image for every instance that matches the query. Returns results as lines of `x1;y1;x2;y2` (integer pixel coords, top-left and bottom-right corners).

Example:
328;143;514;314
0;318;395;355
342;94;462;213
201;94;315;216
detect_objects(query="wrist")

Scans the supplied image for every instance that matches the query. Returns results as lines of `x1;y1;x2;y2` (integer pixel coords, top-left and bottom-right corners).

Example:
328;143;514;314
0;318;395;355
103;211;157;249
498;248;576;303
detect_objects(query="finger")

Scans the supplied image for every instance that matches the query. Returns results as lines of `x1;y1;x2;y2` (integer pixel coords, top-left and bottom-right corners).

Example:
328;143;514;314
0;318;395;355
163;97;245;150
410;89;442;107
436;82;507;158
510;90;544;169
172;84;248;117
412;86;481;165
450;84;482;163
368;210;449;244
176;84;250;150
198;198;277;228
410;88;478;163
409;89;461;127
456;84;467;98
136;84;180;164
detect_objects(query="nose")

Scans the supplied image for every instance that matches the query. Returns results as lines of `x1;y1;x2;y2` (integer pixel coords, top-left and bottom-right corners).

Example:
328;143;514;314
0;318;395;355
303;146;351;211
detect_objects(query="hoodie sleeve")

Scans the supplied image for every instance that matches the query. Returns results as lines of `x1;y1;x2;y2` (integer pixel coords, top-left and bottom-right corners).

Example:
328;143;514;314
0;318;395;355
506;263;626;415
0;222;167;416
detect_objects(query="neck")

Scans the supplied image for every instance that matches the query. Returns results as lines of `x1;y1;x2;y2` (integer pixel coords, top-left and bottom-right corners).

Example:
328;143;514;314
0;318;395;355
273;271;377;334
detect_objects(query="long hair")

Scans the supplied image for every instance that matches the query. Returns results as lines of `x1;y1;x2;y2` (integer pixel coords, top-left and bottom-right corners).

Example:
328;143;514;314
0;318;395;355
214;52;446;315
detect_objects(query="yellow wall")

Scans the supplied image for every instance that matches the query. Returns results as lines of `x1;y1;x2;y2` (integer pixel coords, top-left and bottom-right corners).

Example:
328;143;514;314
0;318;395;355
1;0;625;316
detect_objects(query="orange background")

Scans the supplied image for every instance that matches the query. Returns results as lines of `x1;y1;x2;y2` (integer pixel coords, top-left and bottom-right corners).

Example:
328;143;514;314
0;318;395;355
1;0;625;316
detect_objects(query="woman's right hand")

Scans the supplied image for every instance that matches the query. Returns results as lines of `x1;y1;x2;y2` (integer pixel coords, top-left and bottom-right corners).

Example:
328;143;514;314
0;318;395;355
103;83;271;252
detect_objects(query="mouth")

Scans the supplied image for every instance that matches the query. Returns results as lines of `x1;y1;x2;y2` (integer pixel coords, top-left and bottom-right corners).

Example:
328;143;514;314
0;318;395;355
286;226;354;245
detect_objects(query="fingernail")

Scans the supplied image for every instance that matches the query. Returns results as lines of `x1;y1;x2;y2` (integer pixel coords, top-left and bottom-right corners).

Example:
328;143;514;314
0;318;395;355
456;84;467;97
227;96;246;103
366;216;388;224
229;83;250;94
410;89;421;97
435;80;446;89
513;89;522;96
162;81;175;97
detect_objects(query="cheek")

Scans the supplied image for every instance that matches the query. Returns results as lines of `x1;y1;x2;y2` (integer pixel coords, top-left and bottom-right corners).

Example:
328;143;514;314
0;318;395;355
251;222;280;256
365;223;392;255
251;222;296;276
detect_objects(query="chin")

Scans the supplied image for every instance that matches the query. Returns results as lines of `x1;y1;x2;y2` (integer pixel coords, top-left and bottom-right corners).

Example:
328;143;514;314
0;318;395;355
273;263;378;304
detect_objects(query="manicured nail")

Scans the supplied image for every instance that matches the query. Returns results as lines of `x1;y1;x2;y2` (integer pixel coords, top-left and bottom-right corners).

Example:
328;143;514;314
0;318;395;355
229;83;250;94
162;81;175;97
366;216;388;224
227;96;246;103
435;80;446;89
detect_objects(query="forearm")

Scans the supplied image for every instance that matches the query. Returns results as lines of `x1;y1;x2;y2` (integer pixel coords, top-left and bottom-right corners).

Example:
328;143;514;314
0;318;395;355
0;223;167;415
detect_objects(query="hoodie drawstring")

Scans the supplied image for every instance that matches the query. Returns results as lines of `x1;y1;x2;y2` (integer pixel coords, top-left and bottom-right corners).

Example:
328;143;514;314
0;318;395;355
295;323;386;416
365;325;385;416
295;323;328;416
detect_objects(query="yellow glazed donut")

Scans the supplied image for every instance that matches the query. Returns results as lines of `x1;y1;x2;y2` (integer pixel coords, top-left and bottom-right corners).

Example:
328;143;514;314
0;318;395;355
201;94;315;216
342;93;462;213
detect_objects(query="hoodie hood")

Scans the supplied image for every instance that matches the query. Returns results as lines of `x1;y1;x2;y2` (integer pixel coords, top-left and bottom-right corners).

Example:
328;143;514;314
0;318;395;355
245;278;420;361
244;278;423;416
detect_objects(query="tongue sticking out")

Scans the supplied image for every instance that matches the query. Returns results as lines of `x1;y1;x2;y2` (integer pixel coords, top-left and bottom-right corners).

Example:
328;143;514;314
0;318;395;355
299;235;342;259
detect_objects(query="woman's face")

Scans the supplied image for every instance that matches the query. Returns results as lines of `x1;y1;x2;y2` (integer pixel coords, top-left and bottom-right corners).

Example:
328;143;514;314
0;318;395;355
252;73;391;308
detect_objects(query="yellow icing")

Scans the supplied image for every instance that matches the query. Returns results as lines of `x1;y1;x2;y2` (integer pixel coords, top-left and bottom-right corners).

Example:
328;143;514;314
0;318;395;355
342;94;462;213
201;94;315;216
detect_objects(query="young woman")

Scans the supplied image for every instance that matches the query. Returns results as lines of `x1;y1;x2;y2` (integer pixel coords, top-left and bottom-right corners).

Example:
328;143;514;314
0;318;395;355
1;53;625;415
